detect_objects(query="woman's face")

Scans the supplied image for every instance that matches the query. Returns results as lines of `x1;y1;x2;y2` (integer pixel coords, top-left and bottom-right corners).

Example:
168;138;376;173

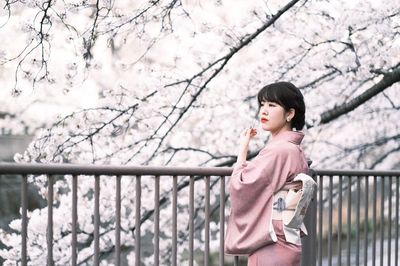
259;100;291;135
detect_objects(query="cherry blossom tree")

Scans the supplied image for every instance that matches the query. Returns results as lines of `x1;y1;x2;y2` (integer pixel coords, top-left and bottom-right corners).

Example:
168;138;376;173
0;0;399;264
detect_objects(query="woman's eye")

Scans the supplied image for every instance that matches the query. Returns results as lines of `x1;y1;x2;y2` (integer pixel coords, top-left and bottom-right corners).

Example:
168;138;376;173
260;101;277;108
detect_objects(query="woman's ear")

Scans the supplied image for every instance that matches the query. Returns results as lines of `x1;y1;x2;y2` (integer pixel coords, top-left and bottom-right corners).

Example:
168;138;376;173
286;108;295;122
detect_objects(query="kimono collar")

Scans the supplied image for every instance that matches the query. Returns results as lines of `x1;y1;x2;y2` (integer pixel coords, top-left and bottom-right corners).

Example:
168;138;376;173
269;130;304;145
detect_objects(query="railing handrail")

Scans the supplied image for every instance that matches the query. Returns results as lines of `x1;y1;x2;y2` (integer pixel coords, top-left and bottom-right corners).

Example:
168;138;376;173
313;169;400;176
0;162;399;176
0;162;232;176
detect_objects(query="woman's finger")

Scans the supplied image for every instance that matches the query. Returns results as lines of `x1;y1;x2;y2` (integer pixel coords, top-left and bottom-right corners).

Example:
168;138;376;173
241;127;257;138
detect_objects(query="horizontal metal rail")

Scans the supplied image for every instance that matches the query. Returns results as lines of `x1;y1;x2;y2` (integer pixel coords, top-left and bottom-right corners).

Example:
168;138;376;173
0;163;232;176
1;162;399;176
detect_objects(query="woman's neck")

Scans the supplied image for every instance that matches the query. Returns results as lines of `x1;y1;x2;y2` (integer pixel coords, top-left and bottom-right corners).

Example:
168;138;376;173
270;126;292;140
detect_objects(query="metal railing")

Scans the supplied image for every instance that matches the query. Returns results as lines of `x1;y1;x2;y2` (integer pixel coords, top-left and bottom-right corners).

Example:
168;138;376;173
311;170;400;266
0;163;399;266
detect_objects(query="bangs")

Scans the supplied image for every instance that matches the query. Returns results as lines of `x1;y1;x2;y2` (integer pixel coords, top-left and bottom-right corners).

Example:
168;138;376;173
257;85;284;108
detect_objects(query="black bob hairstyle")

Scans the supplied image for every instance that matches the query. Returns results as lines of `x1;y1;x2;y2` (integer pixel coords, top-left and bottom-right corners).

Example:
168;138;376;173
257;81;306;130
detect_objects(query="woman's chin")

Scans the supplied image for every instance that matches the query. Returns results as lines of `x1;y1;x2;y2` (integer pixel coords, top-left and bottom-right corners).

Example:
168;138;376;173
260;125;270;131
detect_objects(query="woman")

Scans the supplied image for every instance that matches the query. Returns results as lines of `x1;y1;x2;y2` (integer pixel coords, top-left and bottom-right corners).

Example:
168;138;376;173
225;82;309;266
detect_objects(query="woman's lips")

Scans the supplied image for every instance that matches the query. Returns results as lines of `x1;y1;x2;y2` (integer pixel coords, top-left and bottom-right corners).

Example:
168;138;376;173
260;118;268;123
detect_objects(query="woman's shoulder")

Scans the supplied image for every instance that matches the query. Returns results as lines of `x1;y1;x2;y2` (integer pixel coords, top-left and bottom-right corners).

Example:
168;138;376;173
260;139;302;157
270;138;301;150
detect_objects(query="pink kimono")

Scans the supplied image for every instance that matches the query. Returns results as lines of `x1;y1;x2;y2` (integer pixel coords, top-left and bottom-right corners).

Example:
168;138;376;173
225;131;308;266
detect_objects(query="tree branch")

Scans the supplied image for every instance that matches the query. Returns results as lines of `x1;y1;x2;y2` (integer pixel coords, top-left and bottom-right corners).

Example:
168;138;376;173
319;65;400;124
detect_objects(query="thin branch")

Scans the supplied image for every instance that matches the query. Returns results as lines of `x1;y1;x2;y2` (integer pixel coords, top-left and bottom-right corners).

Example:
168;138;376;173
370;146;400;169
298;69;339;89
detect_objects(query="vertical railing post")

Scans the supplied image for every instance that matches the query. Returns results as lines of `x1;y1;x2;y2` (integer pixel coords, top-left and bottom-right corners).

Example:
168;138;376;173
388;176;392;266
373;176;377;266
94;175;100;266
346;176;352;266
71;175;78;266
154;175;160;266
318;175;324;266
302;170;317;266
135;175;141;266
172;176;177;266
21;175;28;266
338;175;343;266
115;175;121;266
234;256;239;266
189;176;194;266
47;175;54;266
204;176;210;266
219;176;225;266
364;176;369;266
328;175;333;266
380;176;385;266
356;177;360;266
396;176;399;266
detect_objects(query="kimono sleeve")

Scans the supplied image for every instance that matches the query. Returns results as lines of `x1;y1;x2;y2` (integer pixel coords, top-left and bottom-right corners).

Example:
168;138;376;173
225;145;301;254
230;145;298;200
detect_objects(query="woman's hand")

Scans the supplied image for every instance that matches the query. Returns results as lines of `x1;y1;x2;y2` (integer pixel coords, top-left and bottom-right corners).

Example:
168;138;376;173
236;126;257;164
239;126;257;146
